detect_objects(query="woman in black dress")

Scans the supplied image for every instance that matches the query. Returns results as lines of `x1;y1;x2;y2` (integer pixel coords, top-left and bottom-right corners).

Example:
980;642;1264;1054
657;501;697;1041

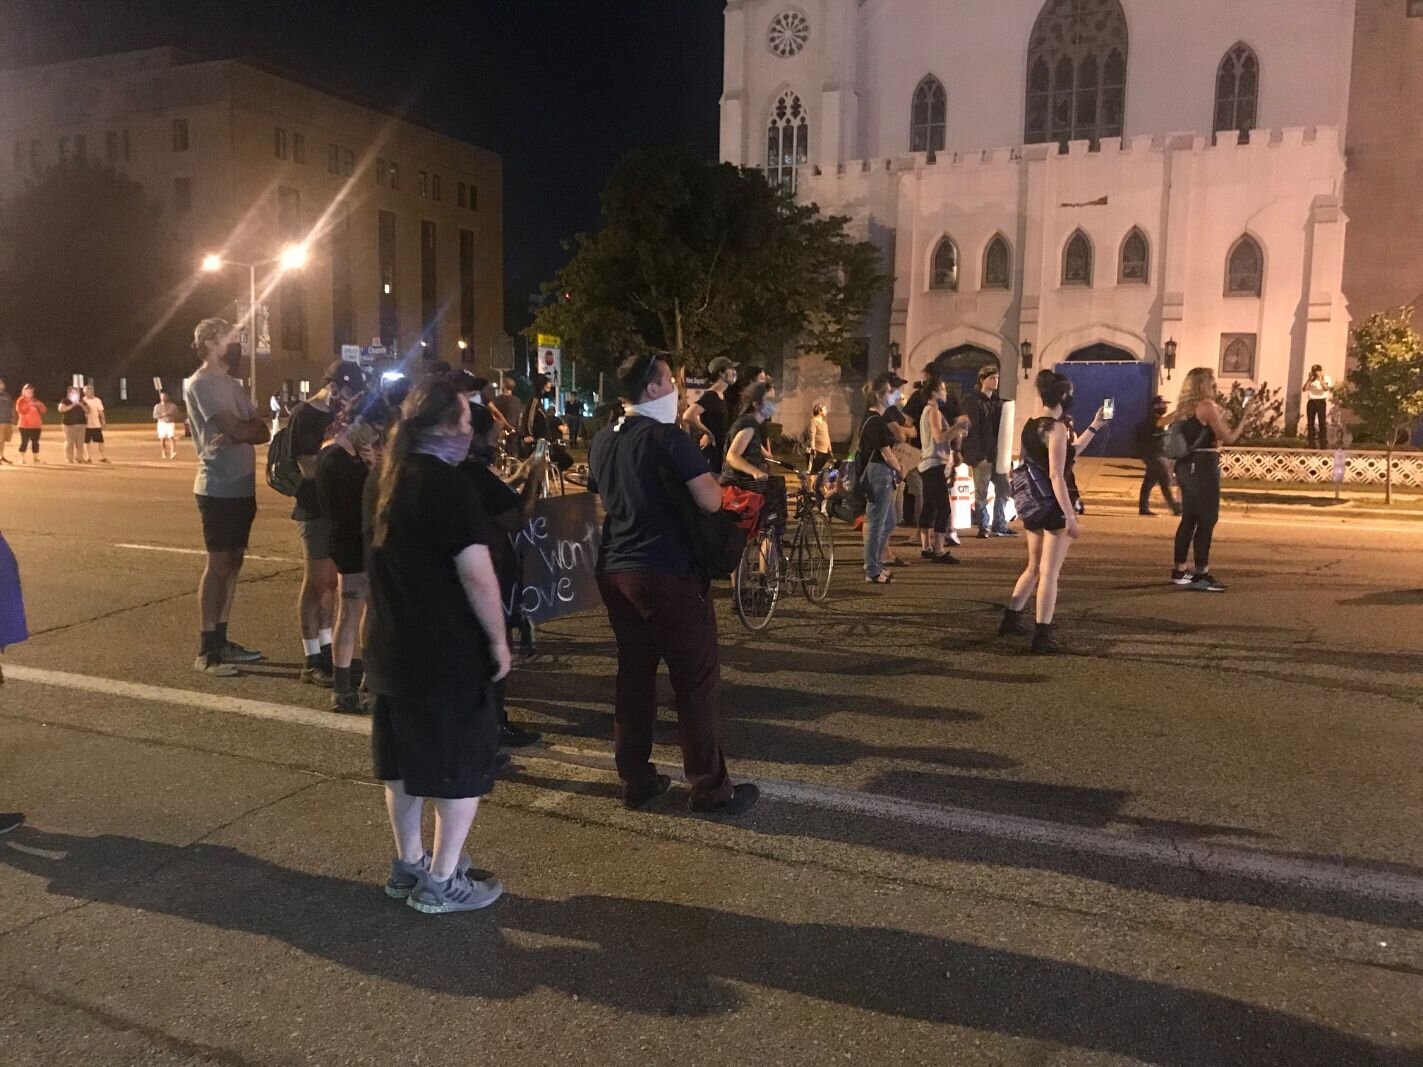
365;379;512;914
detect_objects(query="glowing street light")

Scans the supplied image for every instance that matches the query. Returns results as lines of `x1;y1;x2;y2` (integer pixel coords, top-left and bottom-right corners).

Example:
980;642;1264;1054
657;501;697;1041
200;253;223;273
278;243;309;272
199;245;310;404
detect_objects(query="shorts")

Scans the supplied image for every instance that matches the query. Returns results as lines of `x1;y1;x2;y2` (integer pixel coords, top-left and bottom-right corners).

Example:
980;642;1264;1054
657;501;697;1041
156;420;176;440
84;428;105;444
297;518;332;561
1023;508;1068;533
371;688;499;799
196;495;257;553
0;424;12;444
330;528;365;575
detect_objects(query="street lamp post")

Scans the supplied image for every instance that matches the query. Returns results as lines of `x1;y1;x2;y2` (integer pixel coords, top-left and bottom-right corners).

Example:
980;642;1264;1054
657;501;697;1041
200;245;308;407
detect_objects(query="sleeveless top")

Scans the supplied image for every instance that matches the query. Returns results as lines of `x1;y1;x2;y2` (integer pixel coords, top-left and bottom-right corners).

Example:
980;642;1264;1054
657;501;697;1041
1021;416;1077;471
1182;414;1219;452
917;403;951;471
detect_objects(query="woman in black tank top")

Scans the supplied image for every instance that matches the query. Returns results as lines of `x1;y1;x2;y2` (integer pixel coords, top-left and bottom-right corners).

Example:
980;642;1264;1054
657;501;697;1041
999;370;1104;653
1169;367;1253;593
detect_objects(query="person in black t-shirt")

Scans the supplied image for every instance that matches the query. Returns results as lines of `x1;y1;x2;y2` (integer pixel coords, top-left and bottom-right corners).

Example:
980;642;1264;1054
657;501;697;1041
721;381;787;529
859;372;908;583
683;356;738;473
289;360;368;688
588;351;758;818
365;378;510;914
518;373;573;471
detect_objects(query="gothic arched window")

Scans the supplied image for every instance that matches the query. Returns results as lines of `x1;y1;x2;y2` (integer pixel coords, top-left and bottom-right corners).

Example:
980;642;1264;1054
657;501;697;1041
1119;227;1149;284
1214;43;1259;142
1225;235;1263;296
1025;0;1128;148
1062;230;1093;287
983;235;1012;289
930;237;959;291
910;76;947;154
766;91;809;193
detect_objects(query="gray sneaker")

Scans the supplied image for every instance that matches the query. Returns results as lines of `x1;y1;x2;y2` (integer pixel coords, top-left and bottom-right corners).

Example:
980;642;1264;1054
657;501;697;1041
406;867;503;914
386;854;478;900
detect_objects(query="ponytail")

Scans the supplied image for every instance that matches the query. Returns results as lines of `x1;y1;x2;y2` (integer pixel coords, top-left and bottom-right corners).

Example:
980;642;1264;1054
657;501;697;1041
371;379;465;547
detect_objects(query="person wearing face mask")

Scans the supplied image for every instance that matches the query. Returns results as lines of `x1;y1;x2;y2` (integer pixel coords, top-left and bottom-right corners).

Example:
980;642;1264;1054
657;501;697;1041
587;351;759;818
683;356;738;473
182;318;271;676
963;364;1016;539
721;381;788;531
858;372;910;583
519;372;573;472
287;360;368;688
364;378;511;914
58;385;88;464
1135;394;1180;517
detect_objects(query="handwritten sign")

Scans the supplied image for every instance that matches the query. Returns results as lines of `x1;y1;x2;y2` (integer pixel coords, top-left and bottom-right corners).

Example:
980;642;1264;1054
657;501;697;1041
507;493;602;622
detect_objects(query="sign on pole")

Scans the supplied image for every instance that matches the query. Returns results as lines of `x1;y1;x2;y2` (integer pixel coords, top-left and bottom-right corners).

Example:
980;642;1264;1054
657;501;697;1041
536;333;563;404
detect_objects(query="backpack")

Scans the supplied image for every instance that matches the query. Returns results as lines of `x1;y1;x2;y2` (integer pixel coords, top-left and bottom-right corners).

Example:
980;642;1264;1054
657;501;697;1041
1161;418;1207;461
830;414;877;523
265;421;303;497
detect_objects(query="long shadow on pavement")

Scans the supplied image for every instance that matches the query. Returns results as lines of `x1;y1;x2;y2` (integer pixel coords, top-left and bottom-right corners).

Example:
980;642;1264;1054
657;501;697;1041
2;828;1412;1066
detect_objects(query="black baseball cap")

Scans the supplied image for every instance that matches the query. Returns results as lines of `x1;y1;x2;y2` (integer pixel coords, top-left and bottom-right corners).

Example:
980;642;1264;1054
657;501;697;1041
324;360;367;390
708;356;740;375
873;371;908;391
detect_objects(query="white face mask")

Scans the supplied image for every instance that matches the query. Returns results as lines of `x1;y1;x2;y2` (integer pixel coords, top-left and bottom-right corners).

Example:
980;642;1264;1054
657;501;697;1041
630;388;680;425
887;390;902;407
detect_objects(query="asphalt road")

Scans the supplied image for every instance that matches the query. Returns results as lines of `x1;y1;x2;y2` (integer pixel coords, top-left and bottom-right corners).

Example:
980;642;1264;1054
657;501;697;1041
2;438;1421;1065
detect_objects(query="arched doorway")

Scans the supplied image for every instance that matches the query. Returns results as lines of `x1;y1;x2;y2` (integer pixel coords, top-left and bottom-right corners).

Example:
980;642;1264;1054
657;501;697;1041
932;344;999;400
1066;342;1136;362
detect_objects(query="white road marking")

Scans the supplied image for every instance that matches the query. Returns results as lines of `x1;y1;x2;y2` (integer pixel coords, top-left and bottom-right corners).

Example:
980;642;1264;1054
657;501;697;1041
4;664;1422;906
114;543;294;563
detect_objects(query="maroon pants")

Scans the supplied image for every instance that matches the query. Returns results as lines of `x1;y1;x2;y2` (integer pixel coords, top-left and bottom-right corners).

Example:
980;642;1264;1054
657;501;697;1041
596;569;733;804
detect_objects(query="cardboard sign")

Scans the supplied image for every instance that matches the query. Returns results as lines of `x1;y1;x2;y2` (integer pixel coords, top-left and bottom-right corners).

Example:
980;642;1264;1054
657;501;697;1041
507;493;602;623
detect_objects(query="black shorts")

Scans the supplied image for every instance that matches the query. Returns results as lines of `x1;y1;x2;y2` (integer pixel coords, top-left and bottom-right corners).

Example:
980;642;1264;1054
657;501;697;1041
330;529;365;575
195;495;257;553
1023;508;1067;533
84;428;105;443
371;688;499;799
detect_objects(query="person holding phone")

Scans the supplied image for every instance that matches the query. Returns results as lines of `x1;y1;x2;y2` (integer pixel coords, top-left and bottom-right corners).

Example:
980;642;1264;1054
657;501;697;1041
14;384;46;464
1304;365;1333;449
1169;368;1252;592
58;386;87;464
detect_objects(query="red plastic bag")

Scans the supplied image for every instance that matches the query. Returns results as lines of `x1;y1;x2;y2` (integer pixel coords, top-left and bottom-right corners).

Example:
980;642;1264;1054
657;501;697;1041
720;485;765;536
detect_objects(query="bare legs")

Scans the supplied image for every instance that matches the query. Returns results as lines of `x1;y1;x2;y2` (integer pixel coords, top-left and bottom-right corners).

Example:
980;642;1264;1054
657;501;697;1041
298;557;337;642
199;549;245;630
384;780;480;881
1008;528;1073;624
332;573;366;671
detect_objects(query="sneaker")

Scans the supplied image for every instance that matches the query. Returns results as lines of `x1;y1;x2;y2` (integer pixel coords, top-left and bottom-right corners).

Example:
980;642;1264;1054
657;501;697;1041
1139;509;1156;516
301;664;334;688
330;690;366;714
1169;569;1192;586
688;783;760;817
499;722;541;748
1190;572;1227;593
947;530;961;547
992;527;1019;538
386;854;481;900
193;653;238;677
920;549;936;560
976;527;991;540
929;552;961;565
0;812;23;836
218;640;264;664
623;772;672;811
407;867;504;914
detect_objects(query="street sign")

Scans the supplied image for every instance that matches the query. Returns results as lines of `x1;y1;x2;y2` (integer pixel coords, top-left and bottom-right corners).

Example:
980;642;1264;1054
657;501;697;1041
536;333;562;349
152;377;163;393
684;373;710;405
538;344;563;402
340;345;361;361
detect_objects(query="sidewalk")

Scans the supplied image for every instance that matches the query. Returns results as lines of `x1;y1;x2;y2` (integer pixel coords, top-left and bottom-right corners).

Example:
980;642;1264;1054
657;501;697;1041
1074;457;1423;521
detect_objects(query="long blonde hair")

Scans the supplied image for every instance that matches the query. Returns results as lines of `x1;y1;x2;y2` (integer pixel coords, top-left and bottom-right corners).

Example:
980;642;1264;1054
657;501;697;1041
1174;368;1215;420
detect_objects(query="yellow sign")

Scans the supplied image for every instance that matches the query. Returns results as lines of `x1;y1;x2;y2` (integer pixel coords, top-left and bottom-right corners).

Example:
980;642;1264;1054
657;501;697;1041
537;333;562;348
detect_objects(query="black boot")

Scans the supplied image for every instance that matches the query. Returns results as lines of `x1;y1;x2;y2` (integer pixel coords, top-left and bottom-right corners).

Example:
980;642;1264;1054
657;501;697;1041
998;607;1029;636
1031;622;1062;654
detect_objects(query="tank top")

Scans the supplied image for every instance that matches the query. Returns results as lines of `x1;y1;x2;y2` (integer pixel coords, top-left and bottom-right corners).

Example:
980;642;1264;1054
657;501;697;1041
1182;415;1219;451
917;404;951;471
1021;416;1077;471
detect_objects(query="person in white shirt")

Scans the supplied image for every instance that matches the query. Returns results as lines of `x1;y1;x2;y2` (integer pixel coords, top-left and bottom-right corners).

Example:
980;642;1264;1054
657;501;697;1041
1304;365;1333;449
81;385;108;463
153;391;180;459
808;403;833;473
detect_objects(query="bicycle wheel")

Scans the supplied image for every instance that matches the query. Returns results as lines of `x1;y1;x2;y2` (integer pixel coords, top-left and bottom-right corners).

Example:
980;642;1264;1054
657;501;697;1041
799;509;835;603
733;528;781;632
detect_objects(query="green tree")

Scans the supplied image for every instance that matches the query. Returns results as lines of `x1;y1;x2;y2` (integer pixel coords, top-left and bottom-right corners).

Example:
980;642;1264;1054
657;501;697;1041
1335;308;1423;503
532;147;886;384
0;158;197;396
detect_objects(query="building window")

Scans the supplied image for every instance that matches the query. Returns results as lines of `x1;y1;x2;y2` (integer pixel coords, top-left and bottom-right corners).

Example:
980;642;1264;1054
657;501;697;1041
1225;235;1263;296
983;235;1012;289
172;118;189;152
1220;333;1257;378
342;149;354;176
277;186;304;351
930;237;959;290
469;185;478;210
378;209;398;345
292;132;305;164
58;135;70;161
421;220;438;352
432;174;442;201
13;140;24;171
274;128;288;160
328;143;340;174
1118;227;1149;284
766;90;809;192
1025;0;1128;148
457;182;467;208
767;10;811;57
389;162;400;191
910;75;947;154
122;129;130;161
330;205;354;351
73;134;86;161
173;177;192;213
418;170;428;198
1410;0;1423;16
459;228;476;361
105;130;120;162
1214;43;1259;142
376;157;388;187
1062;230;1094;286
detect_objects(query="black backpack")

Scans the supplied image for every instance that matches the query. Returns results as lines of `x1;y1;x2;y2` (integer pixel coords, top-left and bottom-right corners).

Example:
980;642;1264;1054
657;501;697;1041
266;420;303;497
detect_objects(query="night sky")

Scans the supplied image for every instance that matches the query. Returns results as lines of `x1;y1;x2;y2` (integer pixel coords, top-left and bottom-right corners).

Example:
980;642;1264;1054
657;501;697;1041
0;0;727;331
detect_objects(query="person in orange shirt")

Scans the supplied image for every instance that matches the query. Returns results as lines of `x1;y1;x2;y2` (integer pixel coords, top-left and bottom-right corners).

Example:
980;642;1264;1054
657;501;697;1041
14;384;46;464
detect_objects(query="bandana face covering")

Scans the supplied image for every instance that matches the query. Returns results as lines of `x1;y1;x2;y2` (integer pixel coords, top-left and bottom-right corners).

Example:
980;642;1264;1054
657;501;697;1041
412;429;474;465
629;388;679;425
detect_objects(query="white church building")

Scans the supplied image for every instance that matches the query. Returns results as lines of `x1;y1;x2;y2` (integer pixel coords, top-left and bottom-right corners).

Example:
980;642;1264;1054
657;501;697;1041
719;0;1361;449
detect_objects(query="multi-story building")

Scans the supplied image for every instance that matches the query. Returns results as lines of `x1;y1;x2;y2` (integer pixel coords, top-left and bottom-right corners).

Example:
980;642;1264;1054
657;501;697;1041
720;0;1422;446
0;47;503;397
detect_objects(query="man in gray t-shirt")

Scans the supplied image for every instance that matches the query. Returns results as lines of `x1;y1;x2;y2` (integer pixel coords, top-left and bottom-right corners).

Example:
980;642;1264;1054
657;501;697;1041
181;317;271;677
0;376;13;465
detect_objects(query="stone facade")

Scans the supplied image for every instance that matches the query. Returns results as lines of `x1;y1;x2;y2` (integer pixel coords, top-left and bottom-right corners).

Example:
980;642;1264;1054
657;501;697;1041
721;0;1364;443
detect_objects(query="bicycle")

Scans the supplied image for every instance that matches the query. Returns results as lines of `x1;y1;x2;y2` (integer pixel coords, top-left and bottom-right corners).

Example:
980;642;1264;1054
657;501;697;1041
732;459;837;632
